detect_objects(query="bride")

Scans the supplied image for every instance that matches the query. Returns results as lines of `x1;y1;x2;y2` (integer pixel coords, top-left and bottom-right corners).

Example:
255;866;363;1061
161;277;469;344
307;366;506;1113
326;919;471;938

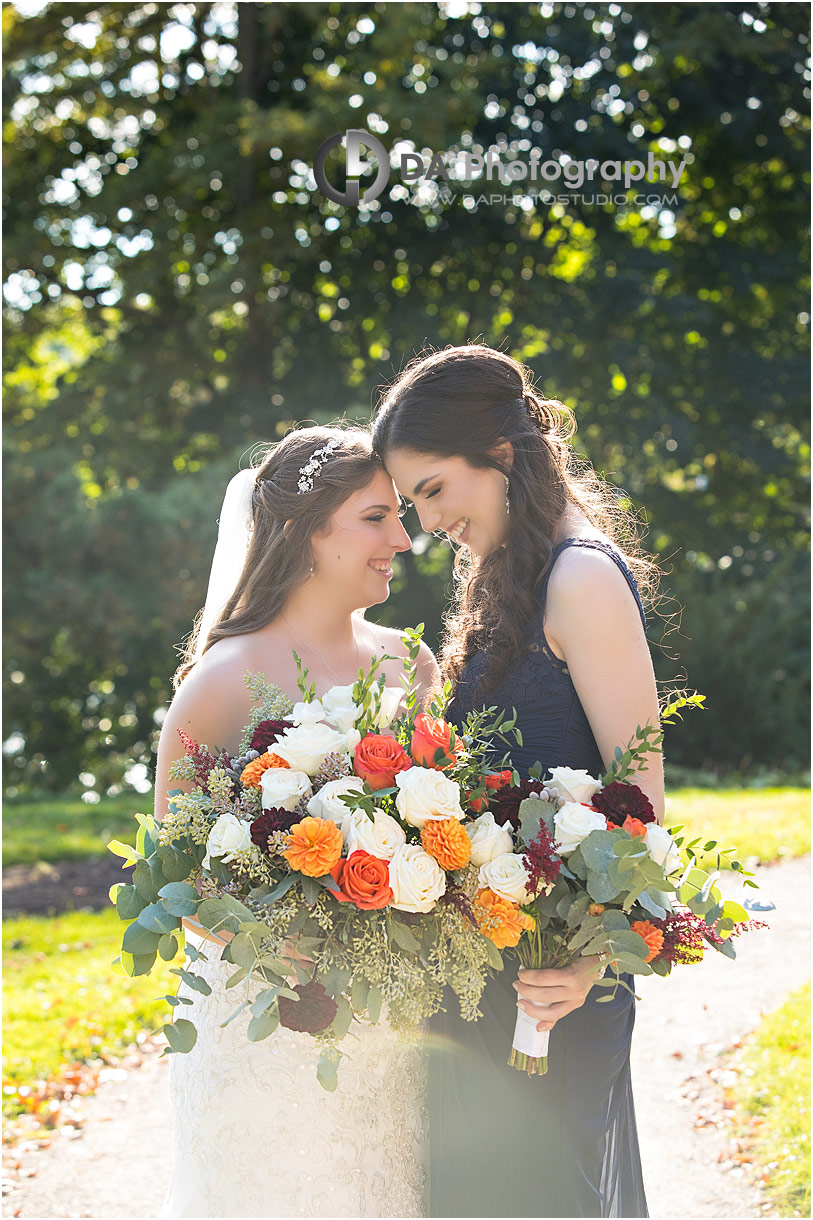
154;425;438;1218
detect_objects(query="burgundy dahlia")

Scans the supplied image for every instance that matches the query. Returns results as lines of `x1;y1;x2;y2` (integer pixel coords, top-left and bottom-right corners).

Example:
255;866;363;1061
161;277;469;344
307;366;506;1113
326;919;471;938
278;980;338;1033
250;718;293;754
250;807;302;853
489;778;547;830
522;820;562;896
592;782;655;827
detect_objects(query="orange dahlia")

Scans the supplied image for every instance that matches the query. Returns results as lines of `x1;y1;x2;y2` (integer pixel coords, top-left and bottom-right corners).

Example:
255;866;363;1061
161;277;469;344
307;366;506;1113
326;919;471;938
474;887;535;950
421;817;472;870
284;816;343;877
240;751;289;788
630;919;665;963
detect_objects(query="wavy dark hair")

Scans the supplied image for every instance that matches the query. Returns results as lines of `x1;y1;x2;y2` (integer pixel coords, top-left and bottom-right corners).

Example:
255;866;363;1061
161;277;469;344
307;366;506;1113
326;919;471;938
174;425;381;687
372;343;659;696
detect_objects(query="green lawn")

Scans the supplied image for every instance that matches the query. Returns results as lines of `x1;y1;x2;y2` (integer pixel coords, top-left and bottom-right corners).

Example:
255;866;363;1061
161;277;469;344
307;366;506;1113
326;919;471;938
665;787;810;868
3;794;151;866
730;982;811;1216
2;908;174;1122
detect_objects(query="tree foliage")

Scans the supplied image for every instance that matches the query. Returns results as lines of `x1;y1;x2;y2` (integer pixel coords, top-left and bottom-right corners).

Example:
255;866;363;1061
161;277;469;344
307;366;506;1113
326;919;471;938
3;2;809;790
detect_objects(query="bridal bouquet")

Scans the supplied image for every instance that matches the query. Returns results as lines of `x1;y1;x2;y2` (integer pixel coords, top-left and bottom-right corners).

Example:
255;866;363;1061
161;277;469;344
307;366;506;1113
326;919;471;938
466;696;763;1076
108;628;520;1089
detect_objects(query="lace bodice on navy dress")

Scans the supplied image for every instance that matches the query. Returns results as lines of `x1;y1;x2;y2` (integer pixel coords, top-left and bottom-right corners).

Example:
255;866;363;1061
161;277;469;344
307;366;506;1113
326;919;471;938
430;538;650;1220
447;537;647;780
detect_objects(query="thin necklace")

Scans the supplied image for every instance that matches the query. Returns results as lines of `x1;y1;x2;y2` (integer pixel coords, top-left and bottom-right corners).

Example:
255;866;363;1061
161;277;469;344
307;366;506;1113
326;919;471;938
282;614;361;686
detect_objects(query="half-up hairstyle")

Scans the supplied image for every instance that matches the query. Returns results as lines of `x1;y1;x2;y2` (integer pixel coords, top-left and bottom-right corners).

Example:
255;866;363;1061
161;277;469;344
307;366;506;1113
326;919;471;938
372;344;658;698
174;425;381;687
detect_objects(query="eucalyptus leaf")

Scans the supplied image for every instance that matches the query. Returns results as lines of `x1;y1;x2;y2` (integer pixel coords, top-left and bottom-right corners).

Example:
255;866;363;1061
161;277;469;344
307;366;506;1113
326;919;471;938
300;875;321;907
247;1007;280;1042
225;965;251;990
254;873;298;906
388;917;421;954
133;858;161;901
137;902;180;935
175;968;213;996
585;871;622;904
163;1018;197;1054
317;1047;340;1092
115;884;149;921
158;881;200;919
122;921;163;956
159;845;194;883
220;999;252;1027
108;839;141;866
351;975;370;1011
367;985;383;1023
229;932;262;969
158;933;179;961
120;949;157;976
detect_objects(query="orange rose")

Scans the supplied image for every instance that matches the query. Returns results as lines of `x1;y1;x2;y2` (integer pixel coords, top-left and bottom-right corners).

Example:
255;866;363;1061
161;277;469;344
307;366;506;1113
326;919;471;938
421;817;472;870
622;816;648;839
468;769;513;812
240;751;289;788
354;734;412;791
410;713;464;771
630;919;665;963
284;816;343;877
329;850;393;910
474;887;535;950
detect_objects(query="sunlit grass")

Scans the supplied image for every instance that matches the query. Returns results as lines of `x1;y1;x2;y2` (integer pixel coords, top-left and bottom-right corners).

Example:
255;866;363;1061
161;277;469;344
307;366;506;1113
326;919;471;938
2;907;174;1118
665;787;810;868
3;794;149;866
730;983;811;1216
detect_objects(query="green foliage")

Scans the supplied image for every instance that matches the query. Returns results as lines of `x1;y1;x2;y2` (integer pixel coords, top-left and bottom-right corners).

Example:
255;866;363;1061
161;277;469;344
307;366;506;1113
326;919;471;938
2;2;809;789
730;983;811;1216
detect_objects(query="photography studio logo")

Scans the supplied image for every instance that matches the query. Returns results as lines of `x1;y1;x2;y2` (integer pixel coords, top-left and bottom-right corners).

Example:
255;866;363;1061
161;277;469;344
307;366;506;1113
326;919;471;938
313;128;686;211
313;129;391;206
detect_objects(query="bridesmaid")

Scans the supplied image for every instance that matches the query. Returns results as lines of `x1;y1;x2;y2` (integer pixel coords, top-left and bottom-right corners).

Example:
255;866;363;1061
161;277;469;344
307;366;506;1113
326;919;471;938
372;344;662;1219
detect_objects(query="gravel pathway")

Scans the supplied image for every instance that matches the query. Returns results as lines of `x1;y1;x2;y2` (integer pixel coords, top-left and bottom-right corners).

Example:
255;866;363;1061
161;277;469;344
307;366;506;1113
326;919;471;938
4;856;809;1220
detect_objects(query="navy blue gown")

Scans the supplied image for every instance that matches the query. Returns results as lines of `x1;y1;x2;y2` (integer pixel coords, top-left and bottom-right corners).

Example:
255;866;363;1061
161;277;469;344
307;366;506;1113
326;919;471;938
429;538;650;1219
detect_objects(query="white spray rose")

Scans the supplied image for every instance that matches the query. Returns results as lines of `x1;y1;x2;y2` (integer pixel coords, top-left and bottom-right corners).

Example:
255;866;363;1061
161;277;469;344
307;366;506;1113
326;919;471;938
547;767;603;805
394;767;465;829
478;852;533;905
306;777;365;824
321;686;362;735
466;811;514;867
202;813;252;869
343;727;362;755
271;722;348;775
388;844;446;913
290;698;326;725
260;767;312;811
553;802;607;855
375;687;405;730
344;808;406;860
644;823;682;875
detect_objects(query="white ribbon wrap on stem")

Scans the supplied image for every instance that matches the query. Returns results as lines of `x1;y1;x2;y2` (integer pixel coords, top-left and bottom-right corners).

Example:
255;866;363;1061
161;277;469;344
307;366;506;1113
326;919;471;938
512;1006;550;1059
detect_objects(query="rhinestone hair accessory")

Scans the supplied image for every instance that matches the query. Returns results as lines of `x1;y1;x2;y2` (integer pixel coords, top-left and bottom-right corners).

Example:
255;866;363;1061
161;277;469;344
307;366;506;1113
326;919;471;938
297;437;341;494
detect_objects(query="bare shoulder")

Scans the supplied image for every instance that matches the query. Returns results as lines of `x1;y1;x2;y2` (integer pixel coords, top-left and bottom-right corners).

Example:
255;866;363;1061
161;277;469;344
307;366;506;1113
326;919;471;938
545;540;643;654
362;620;440;692
547;540;631;603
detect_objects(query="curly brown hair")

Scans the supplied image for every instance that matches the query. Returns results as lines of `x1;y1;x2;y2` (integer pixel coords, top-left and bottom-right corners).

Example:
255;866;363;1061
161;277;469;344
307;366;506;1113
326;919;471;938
372;343;659;697
174;425;382;687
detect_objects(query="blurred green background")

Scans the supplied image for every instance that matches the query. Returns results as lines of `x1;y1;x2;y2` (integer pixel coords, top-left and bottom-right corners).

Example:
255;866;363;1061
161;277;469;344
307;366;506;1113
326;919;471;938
3;2;809;795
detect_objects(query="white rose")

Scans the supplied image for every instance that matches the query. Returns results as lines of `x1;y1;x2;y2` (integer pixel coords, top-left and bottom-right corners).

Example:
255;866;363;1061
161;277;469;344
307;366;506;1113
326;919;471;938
272;722;348;774
466;811;514;867
388;844;446;913
375;686;405;730
644;823;682;875
290;698;325;725
260;768;312;811
344;808;406;860
202;813;252;869
306;776;365;824
321;686;361;734
547;766;603;805
394;767;465;829
553;801;607;855
343;727;362;755
478;852;533;905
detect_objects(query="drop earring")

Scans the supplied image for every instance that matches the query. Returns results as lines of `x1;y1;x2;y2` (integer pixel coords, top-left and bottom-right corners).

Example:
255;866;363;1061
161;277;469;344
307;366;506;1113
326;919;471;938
504;475;511;516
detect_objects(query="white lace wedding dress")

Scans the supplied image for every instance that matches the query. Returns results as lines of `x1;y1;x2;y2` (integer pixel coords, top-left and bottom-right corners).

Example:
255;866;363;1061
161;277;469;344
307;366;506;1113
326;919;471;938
160;929;429;1218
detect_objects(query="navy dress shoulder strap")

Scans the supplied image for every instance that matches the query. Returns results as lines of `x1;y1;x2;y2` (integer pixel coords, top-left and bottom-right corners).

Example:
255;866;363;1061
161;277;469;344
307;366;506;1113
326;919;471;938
537;537;647;631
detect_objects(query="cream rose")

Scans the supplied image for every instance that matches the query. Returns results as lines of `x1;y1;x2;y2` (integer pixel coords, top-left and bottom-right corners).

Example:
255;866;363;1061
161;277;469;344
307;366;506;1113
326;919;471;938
202;813;252;869
478;852;533;905
553;801;607;855
344;808;406;860
546;766;603;805
260;767;312;812
290;698;326;725
306;776;365;824
466;811;514;867
644;823;682;875
394;767;465;829
388;843;446;913
271;722;348;775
